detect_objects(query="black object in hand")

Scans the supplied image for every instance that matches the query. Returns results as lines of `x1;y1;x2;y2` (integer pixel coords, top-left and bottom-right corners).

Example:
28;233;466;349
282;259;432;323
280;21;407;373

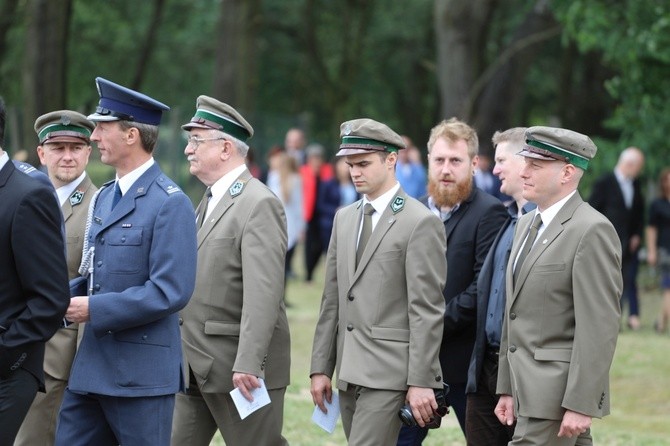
398;385;450;429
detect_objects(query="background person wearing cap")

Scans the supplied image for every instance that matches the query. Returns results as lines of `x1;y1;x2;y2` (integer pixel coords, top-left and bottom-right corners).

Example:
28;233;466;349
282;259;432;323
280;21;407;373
398;118;508;445
464;127;535;445
495;126;622;445
54;78;197;446
310;118;447;444
15;110;97;446
0;98;70;445
171;95;290;446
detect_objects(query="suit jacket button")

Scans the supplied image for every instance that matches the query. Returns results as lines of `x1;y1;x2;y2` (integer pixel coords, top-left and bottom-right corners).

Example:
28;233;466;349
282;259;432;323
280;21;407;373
178;317;183;326
95;284;101;291
142;335;148;340
435;375;441;382
509;345;517;353
348;294;354;301
510;312;516;320
347;324;354;331
97;261;103;267
100;237;105;244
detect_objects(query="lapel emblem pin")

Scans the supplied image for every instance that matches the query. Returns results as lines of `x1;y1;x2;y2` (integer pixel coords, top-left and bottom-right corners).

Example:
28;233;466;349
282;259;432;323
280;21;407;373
390;196;405;213
230;180;244;197
69;190;84;206
542;239;548;244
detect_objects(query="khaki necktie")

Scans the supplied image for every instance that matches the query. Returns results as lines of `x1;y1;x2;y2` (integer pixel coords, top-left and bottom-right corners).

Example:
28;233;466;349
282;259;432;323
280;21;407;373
196;187;212;227
356;203;375;266
513;213;543;284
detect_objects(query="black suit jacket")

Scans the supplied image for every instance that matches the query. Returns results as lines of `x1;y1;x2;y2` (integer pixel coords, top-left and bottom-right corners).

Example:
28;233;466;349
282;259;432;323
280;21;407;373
589;172;644;260
465;202;535;394
422;187;507;384
0;161;69;387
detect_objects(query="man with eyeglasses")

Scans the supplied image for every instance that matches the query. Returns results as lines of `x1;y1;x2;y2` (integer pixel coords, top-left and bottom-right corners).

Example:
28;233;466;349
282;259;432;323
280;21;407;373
171;96;290;446
54;78;197;446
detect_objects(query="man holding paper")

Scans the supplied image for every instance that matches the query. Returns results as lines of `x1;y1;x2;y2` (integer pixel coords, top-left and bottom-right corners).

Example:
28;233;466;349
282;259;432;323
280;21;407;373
310;118;447;444
171;96;290;446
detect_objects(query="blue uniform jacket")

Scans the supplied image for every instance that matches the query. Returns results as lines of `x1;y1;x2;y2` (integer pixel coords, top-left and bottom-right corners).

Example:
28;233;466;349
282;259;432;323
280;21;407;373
68;163;197;397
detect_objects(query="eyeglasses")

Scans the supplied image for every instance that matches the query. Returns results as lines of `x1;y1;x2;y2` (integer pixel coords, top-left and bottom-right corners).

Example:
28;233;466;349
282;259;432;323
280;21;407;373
186;135;226;150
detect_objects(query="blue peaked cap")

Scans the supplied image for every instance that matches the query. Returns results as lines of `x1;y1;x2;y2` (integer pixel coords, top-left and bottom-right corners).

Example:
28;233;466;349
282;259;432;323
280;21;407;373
87;77;169;126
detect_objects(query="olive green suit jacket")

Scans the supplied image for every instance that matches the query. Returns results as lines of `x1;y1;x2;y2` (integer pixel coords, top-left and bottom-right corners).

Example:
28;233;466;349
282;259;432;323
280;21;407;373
497;192;622;420
311;190;446;391
44;174;97;380
180;170;290;393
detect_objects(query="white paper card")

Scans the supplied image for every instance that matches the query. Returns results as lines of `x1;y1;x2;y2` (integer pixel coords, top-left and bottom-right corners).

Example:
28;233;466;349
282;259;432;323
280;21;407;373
311;391;340;433
229;378;271;420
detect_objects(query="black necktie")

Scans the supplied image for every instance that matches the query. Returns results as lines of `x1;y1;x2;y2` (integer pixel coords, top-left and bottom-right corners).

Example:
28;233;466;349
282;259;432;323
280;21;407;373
356;203;375;266
196;188;212;227
111;181;122;209
514;213;543;284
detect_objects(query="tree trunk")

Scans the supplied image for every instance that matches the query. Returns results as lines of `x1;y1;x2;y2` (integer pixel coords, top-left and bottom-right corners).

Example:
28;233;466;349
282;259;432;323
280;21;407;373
130;0;166;91
470;0;560;154
434;0;496;120
0;0;20;94
22;0;72;165
212;0;261;113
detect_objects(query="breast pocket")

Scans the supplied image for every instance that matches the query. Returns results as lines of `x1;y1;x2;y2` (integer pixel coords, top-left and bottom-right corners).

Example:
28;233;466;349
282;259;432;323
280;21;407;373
106;228;144;273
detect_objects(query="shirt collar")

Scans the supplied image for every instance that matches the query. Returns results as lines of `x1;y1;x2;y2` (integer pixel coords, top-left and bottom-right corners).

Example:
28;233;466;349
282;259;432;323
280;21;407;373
535;190;576;228
363;182;400;215
116;157;155;195
210;163;248;200
56;172;87;206
0;151;8;170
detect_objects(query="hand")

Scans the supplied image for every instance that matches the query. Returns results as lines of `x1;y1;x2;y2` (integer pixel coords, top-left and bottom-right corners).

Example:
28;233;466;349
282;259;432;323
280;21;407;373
232;372;261;402
494;394;515;426
310;373;333;414
648;250;657;267
65;296;90;323
406;386;438;428
558;410;591;438
629;235;641;253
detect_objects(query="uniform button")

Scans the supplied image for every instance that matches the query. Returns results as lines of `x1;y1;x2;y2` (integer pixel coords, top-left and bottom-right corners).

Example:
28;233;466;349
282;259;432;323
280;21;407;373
97;261;103;267
435;375;441;382
107;330;112;334
348;295;354;301
121;236;126;243
178;317;183;326
100;237;105;244
347;324;354;331
95;284;101;291
510;313;516;320
142;335;148;340
509;345;517;353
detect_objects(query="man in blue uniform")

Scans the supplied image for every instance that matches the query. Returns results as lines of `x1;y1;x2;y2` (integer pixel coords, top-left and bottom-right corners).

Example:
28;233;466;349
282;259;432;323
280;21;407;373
55;78;198;446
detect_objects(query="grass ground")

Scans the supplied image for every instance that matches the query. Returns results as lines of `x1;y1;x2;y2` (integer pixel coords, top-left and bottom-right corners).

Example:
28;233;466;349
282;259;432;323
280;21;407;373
211;259;670;445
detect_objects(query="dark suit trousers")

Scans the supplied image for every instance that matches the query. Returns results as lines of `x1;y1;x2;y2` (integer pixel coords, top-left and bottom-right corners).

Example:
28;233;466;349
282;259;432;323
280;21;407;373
465;349;514;445
621;256;640;317
0;368;39;445
55;389;175;446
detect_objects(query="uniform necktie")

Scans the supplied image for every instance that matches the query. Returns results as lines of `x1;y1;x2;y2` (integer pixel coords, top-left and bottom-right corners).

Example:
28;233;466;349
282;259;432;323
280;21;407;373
196;187;212;227
356;203;375;266
513;213;543;284
111;181;122;209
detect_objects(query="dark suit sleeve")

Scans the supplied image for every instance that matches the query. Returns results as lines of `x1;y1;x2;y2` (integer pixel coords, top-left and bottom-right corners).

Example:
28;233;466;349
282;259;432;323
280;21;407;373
0;187;69;375
443;200;507;336
587;176;608;213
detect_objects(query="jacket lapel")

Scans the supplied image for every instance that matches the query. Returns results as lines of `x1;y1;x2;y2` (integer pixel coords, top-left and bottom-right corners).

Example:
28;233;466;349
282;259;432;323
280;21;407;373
197;169;251;248
350;191;405;284
511;193;583;299
97;164;159;232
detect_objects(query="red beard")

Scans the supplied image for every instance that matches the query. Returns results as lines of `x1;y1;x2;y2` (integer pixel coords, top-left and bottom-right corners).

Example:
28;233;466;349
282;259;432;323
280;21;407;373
428;174;473;208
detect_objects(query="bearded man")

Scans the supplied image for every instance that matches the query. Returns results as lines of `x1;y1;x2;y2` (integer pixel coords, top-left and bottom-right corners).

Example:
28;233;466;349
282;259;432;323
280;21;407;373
397;118;507;445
